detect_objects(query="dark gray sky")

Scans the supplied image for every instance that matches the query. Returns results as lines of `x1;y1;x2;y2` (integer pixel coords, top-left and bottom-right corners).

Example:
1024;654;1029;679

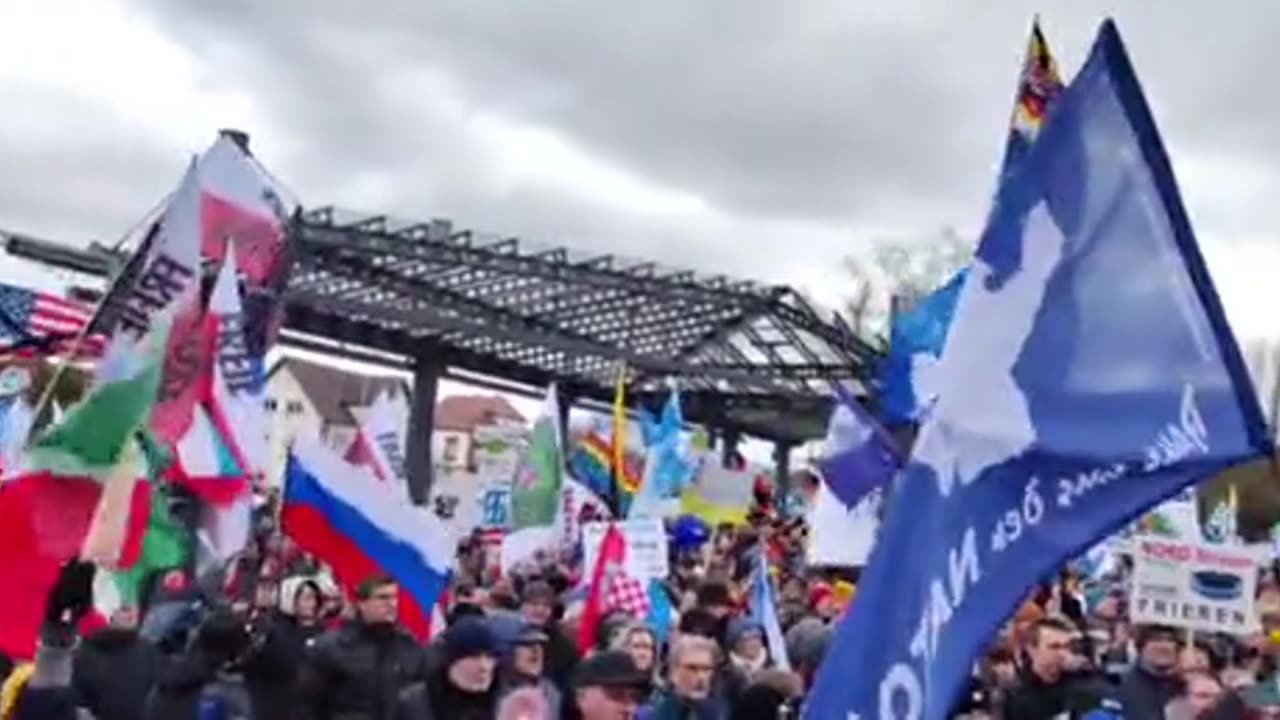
0;1;1275;337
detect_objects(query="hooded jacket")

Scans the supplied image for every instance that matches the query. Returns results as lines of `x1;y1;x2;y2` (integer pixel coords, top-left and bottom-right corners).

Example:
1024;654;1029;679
245;577;327;719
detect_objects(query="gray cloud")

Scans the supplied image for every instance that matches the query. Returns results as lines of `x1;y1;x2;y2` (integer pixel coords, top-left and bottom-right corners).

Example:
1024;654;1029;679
0;1;1275;317
130;1;1279;227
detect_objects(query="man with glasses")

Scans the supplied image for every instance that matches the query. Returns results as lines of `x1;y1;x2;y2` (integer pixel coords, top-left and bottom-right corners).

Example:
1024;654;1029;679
640;635;726;719
571;651;651;720
296;573;429;720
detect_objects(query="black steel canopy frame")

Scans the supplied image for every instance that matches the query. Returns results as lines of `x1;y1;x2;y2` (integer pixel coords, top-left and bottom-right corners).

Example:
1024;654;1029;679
4;205;879;500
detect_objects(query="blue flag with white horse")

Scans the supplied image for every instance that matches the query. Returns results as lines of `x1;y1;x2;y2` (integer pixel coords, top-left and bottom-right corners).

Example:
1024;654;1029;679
805;20;1270;720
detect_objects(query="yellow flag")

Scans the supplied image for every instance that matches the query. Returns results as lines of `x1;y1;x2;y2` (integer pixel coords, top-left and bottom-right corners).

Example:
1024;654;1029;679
611;364;627;486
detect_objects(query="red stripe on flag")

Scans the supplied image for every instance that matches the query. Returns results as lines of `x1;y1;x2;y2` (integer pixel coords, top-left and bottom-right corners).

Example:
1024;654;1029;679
281;502;430;640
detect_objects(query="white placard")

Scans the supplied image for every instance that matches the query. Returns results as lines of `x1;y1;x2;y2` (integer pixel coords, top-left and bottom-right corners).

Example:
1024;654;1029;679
806;482;880;567
581;519;669;580
1130;535;1258;635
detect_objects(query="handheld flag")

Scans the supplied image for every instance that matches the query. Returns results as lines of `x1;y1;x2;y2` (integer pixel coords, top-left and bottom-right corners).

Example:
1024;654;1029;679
630;388;694;519
283;438;453;640
878;20;1065;425
818;384;901;509
805;20;1271;719
611;364;630;492
749;551;791;672
1001;18;1066;178
510;384;564;530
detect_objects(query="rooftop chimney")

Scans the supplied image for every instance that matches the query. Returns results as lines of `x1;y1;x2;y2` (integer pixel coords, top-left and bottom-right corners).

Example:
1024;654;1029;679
218;128;252;156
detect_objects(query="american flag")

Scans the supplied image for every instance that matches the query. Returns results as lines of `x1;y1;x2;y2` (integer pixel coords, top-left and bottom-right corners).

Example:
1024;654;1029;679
0;283;106;357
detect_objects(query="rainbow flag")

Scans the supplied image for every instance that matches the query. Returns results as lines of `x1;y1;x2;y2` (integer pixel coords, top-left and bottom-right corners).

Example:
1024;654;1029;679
568;429;641;501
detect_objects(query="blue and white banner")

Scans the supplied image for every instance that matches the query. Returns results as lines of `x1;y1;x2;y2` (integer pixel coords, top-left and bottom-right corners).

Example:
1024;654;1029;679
805;20;1270;720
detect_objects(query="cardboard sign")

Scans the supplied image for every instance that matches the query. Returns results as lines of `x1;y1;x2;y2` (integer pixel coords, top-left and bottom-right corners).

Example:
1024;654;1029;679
1130;535;1258;635
582;518;669;580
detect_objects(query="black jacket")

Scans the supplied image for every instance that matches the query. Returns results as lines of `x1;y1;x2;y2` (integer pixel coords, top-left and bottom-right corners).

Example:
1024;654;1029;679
73;626;163;720
1116;665;1182;720
1003;667;1117;720
541;623;579;692
394;666;499;720
142;649;253;720
244;612;326;719
296;621;430;720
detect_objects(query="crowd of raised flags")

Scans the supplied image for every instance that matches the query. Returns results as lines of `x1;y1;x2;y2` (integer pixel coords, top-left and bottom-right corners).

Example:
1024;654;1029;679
0;13;1269;720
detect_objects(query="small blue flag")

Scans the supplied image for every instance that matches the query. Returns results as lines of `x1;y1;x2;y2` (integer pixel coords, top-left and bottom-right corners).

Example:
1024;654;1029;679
749;549;791;672
880;269;968;423
804;20;1270;720
818;384;902;509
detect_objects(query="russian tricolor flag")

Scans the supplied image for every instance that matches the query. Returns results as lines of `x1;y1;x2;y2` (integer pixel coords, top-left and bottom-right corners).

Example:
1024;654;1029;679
282;438;452;639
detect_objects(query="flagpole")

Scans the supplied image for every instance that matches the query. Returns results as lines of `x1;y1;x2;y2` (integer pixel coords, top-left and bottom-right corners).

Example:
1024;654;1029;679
27;218;163;440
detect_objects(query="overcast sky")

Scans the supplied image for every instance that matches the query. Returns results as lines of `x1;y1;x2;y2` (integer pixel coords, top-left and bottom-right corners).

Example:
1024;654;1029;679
0;2;1276;429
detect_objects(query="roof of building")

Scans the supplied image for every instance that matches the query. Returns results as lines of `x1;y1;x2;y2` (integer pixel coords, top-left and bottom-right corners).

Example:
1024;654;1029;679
268;356;408;426
435;394;525;432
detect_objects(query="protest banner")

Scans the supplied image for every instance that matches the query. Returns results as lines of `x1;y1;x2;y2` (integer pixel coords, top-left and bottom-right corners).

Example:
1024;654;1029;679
582;518;668;580
1130;535;1259;635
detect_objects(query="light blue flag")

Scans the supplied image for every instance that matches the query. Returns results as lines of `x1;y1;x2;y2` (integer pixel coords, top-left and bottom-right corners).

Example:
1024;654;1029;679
749;550;791;672
630;389;695;518
880;270;967;423
804;20;1270;720
646;578;675;643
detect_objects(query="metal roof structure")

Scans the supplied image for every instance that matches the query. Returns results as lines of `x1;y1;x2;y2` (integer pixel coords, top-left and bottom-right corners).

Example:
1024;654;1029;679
4;207;879;443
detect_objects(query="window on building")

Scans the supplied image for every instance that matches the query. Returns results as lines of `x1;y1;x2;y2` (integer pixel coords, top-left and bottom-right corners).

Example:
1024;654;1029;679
442;435;462;464
286;400;304;415
264;398;278;412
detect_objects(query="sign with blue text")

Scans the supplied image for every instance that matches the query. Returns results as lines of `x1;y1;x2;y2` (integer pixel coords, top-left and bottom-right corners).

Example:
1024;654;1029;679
805;20;1271;720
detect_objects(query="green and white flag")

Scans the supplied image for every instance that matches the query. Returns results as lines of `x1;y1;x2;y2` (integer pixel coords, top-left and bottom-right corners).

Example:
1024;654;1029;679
510;384;563;530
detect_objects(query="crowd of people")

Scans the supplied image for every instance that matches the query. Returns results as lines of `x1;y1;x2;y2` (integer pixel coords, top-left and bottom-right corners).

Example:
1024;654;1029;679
7;483;1280;719
951;562;1280;719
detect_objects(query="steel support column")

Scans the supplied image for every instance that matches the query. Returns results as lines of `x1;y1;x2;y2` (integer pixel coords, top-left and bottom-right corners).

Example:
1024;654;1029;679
773;441;792;505
556;384;574;451
721;429;741;467
405;350;444;506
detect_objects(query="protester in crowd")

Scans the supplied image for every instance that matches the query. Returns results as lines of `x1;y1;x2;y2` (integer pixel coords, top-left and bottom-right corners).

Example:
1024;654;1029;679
295;573;430;720
782;617;832;690
396;616;499;719
72;603;161;720
728;668;802;720
1003;616;1116;718
1117;624;1185;719
496;684;551;720
497;622;562;716
568;651;652;720
1165;668;1227;720
243;575;327;718
640;635;726;719
725;617;769;681
143;607;255;719
4;559;96;720
610;623;660;683
520;579;579;690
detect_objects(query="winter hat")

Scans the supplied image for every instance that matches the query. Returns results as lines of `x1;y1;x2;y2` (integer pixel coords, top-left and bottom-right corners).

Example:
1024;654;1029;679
521;580;556;606
727;617;764;651
443;616;497;663
486;609;527;655
731;683;790;720
808;582;833;608
785;617;833;671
